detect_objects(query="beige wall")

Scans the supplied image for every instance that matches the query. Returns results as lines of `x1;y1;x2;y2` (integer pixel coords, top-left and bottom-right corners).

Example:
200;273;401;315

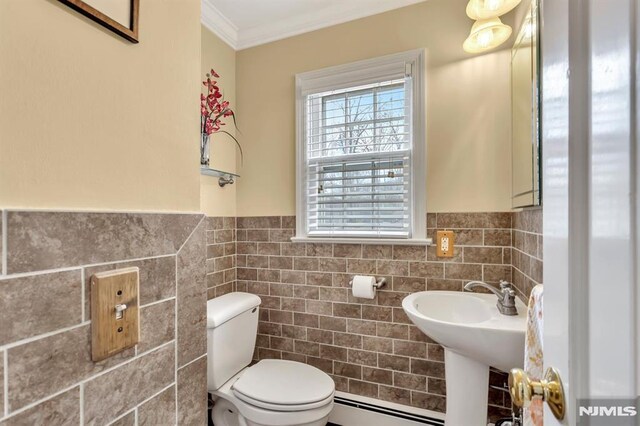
0;0;201;212
0;0;516;215
200;26;238;217
236;0;512;216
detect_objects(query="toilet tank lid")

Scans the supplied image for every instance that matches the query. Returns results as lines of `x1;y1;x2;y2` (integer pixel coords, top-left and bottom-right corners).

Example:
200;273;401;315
207;292;261;328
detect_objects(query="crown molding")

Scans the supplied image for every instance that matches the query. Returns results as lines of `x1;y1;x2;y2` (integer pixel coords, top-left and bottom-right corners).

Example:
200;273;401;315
236;0;427;50
201;0;239;49
202;0;428;51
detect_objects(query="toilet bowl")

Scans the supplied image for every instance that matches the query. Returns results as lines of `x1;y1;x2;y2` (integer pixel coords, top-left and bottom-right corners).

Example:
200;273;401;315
206;293;335;426
211;359;334;426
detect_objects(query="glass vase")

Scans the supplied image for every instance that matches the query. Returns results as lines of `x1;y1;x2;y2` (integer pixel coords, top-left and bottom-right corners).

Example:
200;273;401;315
200;133;210;167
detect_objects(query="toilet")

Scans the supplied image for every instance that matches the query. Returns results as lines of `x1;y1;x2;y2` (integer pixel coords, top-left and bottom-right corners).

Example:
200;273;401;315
207;292;335;426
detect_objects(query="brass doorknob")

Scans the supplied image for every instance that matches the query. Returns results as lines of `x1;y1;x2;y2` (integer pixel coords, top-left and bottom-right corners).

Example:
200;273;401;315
509;367;566;420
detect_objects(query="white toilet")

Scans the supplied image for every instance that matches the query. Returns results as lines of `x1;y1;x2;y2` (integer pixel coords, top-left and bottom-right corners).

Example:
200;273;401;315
207;292;335;426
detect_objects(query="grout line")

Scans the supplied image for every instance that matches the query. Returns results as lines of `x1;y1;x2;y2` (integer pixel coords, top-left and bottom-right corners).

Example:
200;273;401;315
0;266;83;281
0;341;175;422
131;383;175;424
140;296;176;309
177;352;207;371
0;322;90;352
134;407;138;426
105;408;135;426
0;253;175;281
81;269;86;323
511;246;543;262
99;341;178;383
2;385;79;422
3;350;8;418
1;208;204;216
512;228;543;236
79;382;84;426
174;254;179;426
511;265;542;284
2;210;7;276
176;216;206;254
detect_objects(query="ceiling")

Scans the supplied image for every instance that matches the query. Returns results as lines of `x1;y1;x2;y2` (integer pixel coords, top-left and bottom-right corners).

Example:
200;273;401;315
202;0;429;50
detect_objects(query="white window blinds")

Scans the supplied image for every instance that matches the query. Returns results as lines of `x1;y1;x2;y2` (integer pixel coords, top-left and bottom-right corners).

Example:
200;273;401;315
304;78;413;238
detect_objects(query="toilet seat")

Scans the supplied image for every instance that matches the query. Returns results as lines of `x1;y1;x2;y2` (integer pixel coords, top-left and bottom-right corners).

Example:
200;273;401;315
212;360;335;426
233;391;334;412
232;359;335;412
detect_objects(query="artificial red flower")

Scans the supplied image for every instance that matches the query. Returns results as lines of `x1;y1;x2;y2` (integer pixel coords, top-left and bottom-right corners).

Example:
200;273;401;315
201;68;237;137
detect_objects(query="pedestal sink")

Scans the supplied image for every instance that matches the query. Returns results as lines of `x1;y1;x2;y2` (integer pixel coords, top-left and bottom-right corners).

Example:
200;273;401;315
402;291;527;426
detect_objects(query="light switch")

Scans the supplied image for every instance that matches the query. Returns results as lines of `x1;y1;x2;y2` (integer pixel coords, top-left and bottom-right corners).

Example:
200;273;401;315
90;267;140;362
436;230;455;258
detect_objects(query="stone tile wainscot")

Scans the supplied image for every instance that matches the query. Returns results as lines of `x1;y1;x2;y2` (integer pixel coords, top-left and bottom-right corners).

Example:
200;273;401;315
0;211;208;425
512;208;543;298
213;212;534;422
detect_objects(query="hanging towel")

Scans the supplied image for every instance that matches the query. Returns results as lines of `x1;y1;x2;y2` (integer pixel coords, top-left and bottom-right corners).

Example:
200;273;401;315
523;284;544;426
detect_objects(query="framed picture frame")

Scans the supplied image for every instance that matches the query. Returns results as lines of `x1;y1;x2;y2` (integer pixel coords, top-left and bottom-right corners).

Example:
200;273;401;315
58;0;140;43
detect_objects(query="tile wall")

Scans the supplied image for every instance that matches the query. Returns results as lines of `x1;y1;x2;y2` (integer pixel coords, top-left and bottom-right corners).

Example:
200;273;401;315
512;208;543;298
206;212;543;422
0;205;542;425
0;211;208;425
205;217;237;299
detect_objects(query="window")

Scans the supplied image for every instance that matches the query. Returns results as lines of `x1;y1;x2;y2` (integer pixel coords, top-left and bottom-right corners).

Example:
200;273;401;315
294;50;427;243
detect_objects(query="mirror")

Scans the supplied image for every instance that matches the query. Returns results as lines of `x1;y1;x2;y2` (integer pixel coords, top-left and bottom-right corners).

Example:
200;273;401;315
511;0;541;208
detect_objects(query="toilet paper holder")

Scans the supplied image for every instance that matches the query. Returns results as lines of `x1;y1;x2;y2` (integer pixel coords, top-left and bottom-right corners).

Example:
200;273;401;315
349;277;387;289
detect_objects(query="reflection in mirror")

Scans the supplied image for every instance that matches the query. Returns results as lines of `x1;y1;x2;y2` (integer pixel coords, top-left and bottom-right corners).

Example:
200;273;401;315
511;0;541;207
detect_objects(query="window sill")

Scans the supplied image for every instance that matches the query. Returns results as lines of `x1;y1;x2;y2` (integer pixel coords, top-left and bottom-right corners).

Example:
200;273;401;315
290;236;433;246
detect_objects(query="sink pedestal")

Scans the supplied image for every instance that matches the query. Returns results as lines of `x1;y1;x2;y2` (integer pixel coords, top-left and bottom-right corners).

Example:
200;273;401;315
444;349;490;426
402;291;526;425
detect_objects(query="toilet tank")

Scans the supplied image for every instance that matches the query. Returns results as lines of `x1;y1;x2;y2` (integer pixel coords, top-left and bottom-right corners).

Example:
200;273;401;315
206;292;261;390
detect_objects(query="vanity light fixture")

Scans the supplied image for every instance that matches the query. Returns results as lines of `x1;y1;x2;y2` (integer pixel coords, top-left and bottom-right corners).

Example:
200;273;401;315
466;0;522;20
463;17;513;53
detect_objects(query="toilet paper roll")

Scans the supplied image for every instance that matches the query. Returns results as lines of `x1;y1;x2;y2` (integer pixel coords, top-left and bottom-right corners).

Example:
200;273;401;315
351;275;377;299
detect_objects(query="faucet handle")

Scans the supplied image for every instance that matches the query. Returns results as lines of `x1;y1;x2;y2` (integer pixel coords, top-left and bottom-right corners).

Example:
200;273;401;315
501;288;517;308
499;280;512;290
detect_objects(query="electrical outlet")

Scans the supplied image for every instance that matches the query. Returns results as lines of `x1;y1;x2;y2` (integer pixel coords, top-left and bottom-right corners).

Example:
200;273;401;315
436;230;455;258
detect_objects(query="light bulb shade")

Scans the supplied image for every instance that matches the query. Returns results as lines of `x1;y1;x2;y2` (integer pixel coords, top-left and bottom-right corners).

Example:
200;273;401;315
466;0;522;19
463;18;513;53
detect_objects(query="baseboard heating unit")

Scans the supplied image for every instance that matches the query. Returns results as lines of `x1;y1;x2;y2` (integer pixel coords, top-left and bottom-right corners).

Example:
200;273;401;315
329;392;445;426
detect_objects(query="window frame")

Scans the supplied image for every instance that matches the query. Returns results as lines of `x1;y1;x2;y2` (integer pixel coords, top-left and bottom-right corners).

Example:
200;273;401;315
293;49;428;245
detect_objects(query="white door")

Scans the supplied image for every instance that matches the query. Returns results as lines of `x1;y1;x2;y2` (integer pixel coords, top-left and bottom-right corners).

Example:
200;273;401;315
541;0;639;425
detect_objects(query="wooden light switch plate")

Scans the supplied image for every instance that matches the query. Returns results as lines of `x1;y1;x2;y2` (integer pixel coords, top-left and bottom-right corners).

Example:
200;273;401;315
436;230;455;258
90;267;140;362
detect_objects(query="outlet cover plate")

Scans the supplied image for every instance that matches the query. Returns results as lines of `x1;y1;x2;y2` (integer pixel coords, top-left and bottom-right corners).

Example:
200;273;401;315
436;230;455;258
90;267;140;361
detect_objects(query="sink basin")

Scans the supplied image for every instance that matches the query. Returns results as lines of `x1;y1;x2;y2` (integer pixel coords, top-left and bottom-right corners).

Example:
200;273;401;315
402;291;527;426
402;291;527;371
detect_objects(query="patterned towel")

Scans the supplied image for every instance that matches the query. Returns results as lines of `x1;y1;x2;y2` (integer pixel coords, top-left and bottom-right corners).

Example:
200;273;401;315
524;285;544;426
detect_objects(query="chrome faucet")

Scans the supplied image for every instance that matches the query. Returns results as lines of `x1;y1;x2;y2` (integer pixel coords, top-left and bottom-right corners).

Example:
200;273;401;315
464;280;518;316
